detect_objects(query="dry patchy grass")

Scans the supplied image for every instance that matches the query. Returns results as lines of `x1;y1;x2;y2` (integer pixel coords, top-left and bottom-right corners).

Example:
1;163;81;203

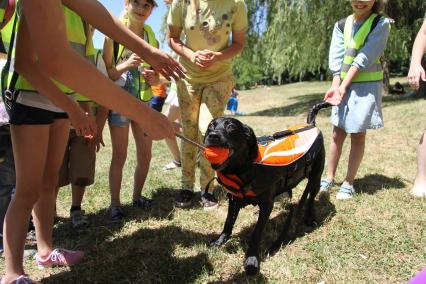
1;78;425;283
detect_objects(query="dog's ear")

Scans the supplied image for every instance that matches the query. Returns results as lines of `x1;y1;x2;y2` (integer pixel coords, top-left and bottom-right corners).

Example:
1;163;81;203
243;124;259;162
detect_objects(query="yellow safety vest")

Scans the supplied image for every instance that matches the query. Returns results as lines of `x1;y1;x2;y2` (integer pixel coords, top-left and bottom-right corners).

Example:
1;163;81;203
9;6;91;94
113;24;158;102
340;13;383;83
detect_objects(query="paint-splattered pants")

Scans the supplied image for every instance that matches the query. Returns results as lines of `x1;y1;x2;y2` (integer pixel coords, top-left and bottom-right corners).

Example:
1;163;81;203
177;76;235;191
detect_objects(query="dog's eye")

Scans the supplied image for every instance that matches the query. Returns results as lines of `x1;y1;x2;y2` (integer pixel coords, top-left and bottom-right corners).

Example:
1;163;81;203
226;124;236;133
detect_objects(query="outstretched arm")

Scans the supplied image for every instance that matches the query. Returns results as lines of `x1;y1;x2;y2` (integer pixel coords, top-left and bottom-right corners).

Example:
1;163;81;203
14;17;95;136
19;0;174;140
408;19;426;90
61;0;186;81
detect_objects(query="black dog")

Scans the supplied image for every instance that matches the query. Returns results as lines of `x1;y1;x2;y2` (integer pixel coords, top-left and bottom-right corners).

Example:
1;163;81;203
204;102;330;275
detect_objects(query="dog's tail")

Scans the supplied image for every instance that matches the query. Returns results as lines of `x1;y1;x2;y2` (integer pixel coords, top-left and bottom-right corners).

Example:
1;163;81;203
307;102;332;125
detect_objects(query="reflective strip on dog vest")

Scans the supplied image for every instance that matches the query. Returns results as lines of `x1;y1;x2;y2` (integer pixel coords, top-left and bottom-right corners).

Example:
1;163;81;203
255;125;319;166
217;125;319;198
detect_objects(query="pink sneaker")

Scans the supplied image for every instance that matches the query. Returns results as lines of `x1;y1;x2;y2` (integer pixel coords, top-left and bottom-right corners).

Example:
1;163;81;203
35;248;84;268
1;275;38;284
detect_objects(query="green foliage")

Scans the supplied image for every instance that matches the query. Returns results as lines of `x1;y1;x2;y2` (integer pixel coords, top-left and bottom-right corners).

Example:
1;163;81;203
232;0;426;85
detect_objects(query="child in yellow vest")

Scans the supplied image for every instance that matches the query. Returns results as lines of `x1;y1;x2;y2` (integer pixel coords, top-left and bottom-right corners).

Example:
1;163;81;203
320;0;391;200
1;0;185;282
102;0;161;221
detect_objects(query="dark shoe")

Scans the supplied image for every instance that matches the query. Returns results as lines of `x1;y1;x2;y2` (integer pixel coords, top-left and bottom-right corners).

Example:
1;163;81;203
70;210;90;229
109;207;125;222
175;189;194;208
133;196;155;208
200;191;219;210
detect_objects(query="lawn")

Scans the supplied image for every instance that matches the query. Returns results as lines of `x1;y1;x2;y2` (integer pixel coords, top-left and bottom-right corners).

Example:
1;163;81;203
1;78;425;283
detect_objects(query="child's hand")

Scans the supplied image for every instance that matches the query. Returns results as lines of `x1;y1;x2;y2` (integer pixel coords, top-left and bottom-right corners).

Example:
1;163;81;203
190;50;211;69
142;69;160;85
145;48;186;81
196;49;221;68
408;63;426;90
324;86;343;106
93;131;105;152
68;106;97;138
125;53;144;69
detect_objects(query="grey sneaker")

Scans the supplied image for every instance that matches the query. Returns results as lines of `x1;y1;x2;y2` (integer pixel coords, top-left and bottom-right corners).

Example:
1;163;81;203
70;210;89;229
200;191;219;210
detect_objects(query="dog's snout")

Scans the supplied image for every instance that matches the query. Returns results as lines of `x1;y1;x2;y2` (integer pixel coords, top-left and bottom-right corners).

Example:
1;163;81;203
207;131;220;142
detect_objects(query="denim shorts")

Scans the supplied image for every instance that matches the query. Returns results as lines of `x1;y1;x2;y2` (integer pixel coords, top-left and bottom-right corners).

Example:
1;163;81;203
108;99;150;127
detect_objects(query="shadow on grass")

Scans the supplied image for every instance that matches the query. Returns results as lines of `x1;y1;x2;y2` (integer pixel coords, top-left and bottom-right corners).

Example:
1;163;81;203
246;91;422;118
248;93;325;117
45;224;214;283
207;194;336;283
355;173;406;195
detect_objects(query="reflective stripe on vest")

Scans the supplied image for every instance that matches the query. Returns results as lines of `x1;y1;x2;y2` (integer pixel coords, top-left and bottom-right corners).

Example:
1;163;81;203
255;125;319;166
340;13;383;83
12;6;89;93
114;24;158;102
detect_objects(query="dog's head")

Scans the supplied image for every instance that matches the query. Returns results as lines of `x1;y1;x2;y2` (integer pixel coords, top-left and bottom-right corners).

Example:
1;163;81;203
203;117;258;173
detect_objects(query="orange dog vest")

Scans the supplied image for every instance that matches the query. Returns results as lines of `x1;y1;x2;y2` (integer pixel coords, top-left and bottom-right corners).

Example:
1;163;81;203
217;125;320;198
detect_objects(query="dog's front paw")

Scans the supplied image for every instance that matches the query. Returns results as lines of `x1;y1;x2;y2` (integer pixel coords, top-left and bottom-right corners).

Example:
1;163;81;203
244;256;260;276
209;233;230;247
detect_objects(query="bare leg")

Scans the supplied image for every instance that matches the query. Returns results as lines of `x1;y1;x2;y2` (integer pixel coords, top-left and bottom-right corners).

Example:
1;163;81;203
131;122;152;200
344;132;366;185
71;185;85;207
108;125;129;207
411;130;426;196
326;126;347;181
3;125;49;282
33;119;70;258
164;104;181;164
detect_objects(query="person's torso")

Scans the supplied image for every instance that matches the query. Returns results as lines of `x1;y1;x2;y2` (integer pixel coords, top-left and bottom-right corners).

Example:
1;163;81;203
176;0;244;83
114;25;157;101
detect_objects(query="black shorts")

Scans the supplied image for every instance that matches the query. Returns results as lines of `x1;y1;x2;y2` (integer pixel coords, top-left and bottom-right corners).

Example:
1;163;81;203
9;102;68;125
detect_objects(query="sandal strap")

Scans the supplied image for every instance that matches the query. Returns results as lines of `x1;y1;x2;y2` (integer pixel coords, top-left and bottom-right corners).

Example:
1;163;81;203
320;179;333;188
339;183;354;194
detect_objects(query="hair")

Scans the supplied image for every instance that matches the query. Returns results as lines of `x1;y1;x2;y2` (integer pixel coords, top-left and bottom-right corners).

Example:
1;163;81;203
372;0;386;14
121;0;158;20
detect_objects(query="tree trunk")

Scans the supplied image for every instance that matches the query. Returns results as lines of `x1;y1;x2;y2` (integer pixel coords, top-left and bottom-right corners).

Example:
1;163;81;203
382;59;390;96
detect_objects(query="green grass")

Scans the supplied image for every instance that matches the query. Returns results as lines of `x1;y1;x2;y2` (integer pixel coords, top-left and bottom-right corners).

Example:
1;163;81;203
1;78;426;283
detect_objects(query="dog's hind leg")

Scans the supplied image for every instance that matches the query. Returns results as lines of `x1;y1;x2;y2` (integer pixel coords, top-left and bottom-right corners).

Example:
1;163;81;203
244;200;273;276
304;147;325;227
210;197;241;247
269;187;310;253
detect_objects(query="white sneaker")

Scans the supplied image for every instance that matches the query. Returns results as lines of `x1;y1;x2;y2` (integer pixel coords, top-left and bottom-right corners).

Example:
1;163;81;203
336;182;355;200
